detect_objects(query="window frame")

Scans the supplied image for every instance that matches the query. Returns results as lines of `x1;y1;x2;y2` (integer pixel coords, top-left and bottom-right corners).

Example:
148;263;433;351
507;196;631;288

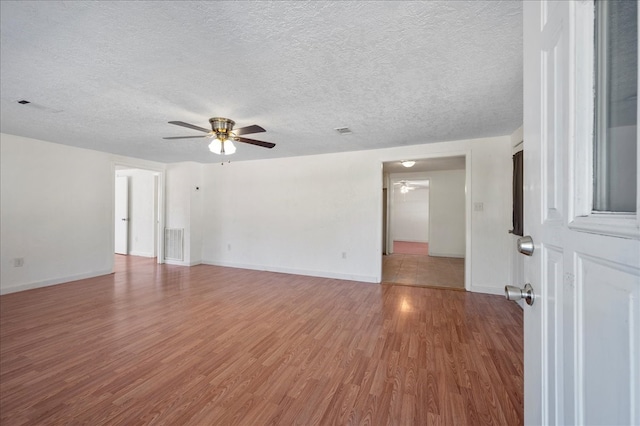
569;0;639;239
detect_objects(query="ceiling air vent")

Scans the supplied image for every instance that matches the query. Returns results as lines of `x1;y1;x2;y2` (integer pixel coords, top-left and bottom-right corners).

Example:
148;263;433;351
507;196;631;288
334;127;353;135
15;99;63;113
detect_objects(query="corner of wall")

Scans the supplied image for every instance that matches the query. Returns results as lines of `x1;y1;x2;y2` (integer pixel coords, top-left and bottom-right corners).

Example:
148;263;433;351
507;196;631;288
511;125;524;146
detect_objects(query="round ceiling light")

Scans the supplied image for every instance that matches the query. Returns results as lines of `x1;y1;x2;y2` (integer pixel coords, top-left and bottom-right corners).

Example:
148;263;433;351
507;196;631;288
401;161;416;168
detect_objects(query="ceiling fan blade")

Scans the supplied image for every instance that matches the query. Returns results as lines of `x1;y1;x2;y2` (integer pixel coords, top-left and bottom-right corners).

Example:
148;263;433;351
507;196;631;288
234;136;275;149
168;121;211;133
162;135;208;140
234;124;266;136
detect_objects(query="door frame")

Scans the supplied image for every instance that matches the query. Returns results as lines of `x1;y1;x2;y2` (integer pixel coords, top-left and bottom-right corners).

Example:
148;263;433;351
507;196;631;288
112;161;166;265
114;175;130;255
510;136;525;308
379;151;471;291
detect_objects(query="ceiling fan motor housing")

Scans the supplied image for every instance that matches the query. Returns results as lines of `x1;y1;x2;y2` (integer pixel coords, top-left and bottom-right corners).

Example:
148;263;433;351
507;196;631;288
209;117;235;139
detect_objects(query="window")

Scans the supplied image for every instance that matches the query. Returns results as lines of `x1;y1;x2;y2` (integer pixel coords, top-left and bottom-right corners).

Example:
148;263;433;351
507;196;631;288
593;0;638;213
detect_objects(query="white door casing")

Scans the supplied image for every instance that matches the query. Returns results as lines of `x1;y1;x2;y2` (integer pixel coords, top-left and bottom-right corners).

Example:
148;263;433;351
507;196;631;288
524;1;639;425
114;175;129;255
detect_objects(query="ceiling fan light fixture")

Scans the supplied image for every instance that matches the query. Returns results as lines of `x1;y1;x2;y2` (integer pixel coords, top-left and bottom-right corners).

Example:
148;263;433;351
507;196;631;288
401;161;416;168
208;138;236;155
208;139;222;154
223;139;236;155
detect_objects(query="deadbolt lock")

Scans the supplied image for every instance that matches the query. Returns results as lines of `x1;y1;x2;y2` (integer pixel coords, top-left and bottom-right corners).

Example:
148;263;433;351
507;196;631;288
517;235;534;256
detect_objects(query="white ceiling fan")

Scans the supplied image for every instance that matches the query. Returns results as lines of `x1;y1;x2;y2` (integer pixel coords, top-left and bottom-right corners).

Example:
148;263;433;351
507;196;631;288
393;180;429;193
394;180;416;194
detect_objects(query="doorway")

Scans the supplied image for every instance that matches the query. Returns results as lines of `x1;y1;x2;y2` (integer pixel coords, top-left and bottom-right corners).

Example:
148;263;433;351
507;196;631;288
113;166;163;263
382;156;467;289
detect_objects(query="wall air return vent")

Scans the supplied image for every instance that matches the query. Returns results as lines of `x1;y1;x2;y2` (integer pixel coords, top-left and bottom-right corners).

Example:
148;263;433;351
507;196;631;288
164;228;184;261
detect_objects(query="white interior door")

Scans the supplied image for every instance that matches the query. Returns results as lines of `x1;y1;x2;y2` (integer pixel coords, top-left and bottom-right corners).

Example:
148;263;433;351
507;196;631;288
114;175;129;255
523;1;639;425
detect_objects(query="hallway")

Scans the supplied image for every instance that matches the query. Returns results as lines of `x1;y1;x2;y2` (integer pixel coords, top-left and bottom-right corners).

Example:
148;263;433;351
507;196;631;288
383;242;465;289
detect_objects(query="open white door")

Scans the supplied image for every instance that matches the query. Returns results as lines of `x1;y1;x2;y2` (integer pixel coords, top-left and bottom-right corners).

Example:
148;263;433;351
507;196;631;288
522;1;639;424
114;175;129;255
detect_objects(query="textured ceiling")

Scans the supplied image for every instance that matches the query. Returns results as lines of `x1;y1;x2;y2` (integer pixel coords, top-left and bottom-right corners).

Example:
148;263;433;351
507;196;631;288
0;1;522;164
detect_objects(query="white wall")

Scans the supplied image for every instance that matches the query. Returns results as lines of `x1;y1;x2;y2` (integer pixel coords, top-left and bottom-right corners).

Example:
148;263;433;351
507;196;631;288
190;164;204;264
0;133;165;295
201;152;380;282
1;134;114;294
202;135;513;294
391;186;429;243
470;136;513;294
431;170;465;257
390;170;466;257
115;169;157;257
165;162;203;266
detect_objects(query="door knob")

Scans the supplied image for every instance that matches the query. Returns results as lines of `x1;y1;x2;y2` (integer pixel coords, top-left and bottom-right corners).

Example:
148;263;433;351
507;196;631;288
505;283;535;306
517;235;534;256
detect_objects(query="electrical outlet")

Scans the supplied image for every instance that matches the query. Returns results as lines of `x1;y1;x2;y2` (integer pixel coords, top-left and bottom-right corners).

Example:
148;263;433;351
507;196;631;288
474;202;484;212
227;244;231;251
13;258;24;267
342;252;347;259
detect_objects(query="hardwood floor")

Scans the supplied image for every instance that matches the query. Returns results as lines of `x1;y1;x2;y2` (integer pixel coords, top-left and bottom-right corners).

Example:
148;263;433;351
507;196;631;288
0;256;523;425
392;241;429;256
383;254;465;290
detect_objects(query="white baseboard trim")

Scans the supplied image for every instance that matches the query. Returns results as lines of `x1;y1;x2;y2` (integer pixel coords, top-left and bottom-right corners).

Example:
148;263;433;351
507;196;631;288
469;284;505;296
429;251;465;258
164;259;202;266
0;269;113;295
202;260;379;284
129;251;155;258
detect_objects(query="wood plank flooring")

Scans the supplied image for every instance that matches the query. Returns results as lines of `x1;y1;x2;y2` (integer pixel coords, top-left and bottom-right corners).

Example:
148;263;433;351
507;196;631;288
383;254;465;290
0;256;523;425
392;241;429;256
